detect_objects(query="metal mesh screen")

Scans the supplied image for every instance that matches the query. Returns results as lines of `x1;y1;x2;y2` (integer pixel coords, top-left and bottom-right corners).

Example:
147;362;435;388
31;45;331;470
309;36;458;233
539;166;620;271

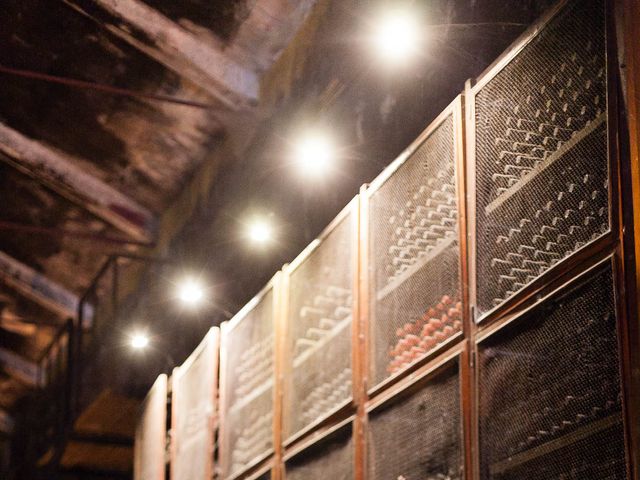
369;114;461;388
474;0;609;316
285;214;353;439
172;329;218;480
134;374;167;480
285;424;353;480
222;290;274;478
477;261;627;479
368;358;462;480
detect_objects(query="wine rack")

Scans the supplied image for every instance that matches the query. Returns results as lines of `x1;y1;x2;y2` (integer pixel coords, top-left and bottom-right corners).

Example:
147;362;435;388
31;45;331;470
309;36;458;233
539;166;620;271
284;204;355;440
220;285;276;479
284;423;353;480
367;101;463;389
136;2;637;480
134;374;168;480
477;260;627;479
252;472;272;480
229;411;273;475
367;357;463;480
472;0;609;318
171;328;219;480
387;295;462;375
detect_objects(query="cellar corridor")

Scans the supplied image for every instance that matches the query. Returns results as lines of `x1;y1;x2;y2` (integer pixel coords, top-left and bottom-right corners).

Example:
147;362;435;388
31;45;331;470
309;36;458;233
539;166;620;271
0;0;638;479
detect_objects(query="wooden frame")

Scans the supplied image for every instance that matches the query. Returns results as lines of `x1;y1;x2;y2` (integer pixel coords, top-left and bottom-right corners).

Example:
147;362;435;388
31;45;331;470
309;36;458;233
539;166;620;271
282;416;356;480
363;344;466;480
134;374;168;480
365;343;465;414
466;0;621;327
604;5;639;476
243;462;275;480
170;328;219;480
361;95;468;399
617;2;640;479
280;196;360;449
219;274;281;480
354;187;368;480
472;253;630;478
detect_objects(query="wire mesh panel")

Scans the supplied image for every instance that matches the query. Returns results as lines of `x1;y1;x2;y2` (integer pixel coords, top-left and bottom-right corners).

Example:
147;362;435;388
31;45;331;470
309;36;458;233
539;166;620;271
221;287;275;479
477;260;627;479
285;423;353;480
368;105;462;388
284;207;355;440
134;374;167;480
368;357;463;480
250;470;272;480
171;328;219;480
472;0;609;318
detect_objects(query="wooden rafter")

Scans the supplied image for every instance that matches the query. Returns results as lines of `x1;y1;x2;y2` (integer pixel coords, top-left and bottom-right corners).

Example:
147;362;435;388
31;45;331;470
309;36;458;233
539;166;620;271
0;251;92;321
63;0;260;109
0;123;155;241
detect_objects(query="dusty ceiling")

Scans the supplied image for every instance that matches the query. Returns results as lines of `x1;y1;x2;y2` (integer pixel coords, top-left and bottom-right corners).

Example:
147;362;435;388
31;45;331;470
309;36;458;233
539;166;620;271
0;0;316;475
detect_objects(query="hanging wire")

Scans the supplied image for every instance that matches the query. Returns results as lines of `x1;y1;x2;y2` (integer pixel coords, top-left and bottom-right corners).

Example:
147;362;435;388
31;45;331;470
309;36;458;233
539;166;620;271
0;63;223;111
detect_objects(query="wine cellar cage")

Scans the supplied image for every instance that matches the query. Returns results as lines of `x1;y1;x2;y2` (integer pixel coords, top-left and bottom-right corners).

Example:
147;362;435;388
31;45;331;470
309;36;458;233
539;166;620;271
220;281;277;480
170;328;219;480
367;355;463;480
245;465;273;480
283;200;357;442
134;374;167;480
284;422;354;480
469;0;612;321
133;0;640;479
252;472;272;480
366;98;465;392
477;258;627;479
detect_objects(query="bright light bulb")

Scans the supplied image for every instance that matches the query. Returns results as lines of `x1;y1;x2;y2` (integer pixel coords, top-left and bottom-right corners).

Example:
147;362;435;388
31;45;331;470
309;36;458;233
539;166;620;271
294;132;334;177
177;278;205;307
249;220;272;244
373;10;420;64
130;333;149;350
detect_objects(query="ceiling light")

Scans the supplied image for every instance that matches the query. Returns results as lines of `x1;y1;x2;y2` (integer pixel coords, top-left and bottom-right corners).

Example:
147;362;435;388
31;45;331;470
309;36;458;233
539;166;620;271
177;277;205;307
293;130;335;177
248;219;272;244
130;332;149;350
373;9;421;65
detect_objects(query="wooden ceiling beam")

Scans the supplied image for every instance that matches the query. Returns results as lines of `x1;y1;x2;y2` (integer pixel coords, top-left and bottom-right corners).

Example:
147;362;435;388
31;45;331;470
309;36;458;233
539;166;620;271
0;251;92;322
0;348;39;387
0;123;155;242
63;0;260;109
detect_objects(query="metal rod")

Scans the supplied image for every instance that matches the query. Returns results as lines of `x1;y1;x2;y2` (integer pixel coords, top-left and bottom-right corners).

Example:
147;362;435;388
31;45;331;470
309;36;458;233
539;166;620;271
0;221;155;247
0;63;221;111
